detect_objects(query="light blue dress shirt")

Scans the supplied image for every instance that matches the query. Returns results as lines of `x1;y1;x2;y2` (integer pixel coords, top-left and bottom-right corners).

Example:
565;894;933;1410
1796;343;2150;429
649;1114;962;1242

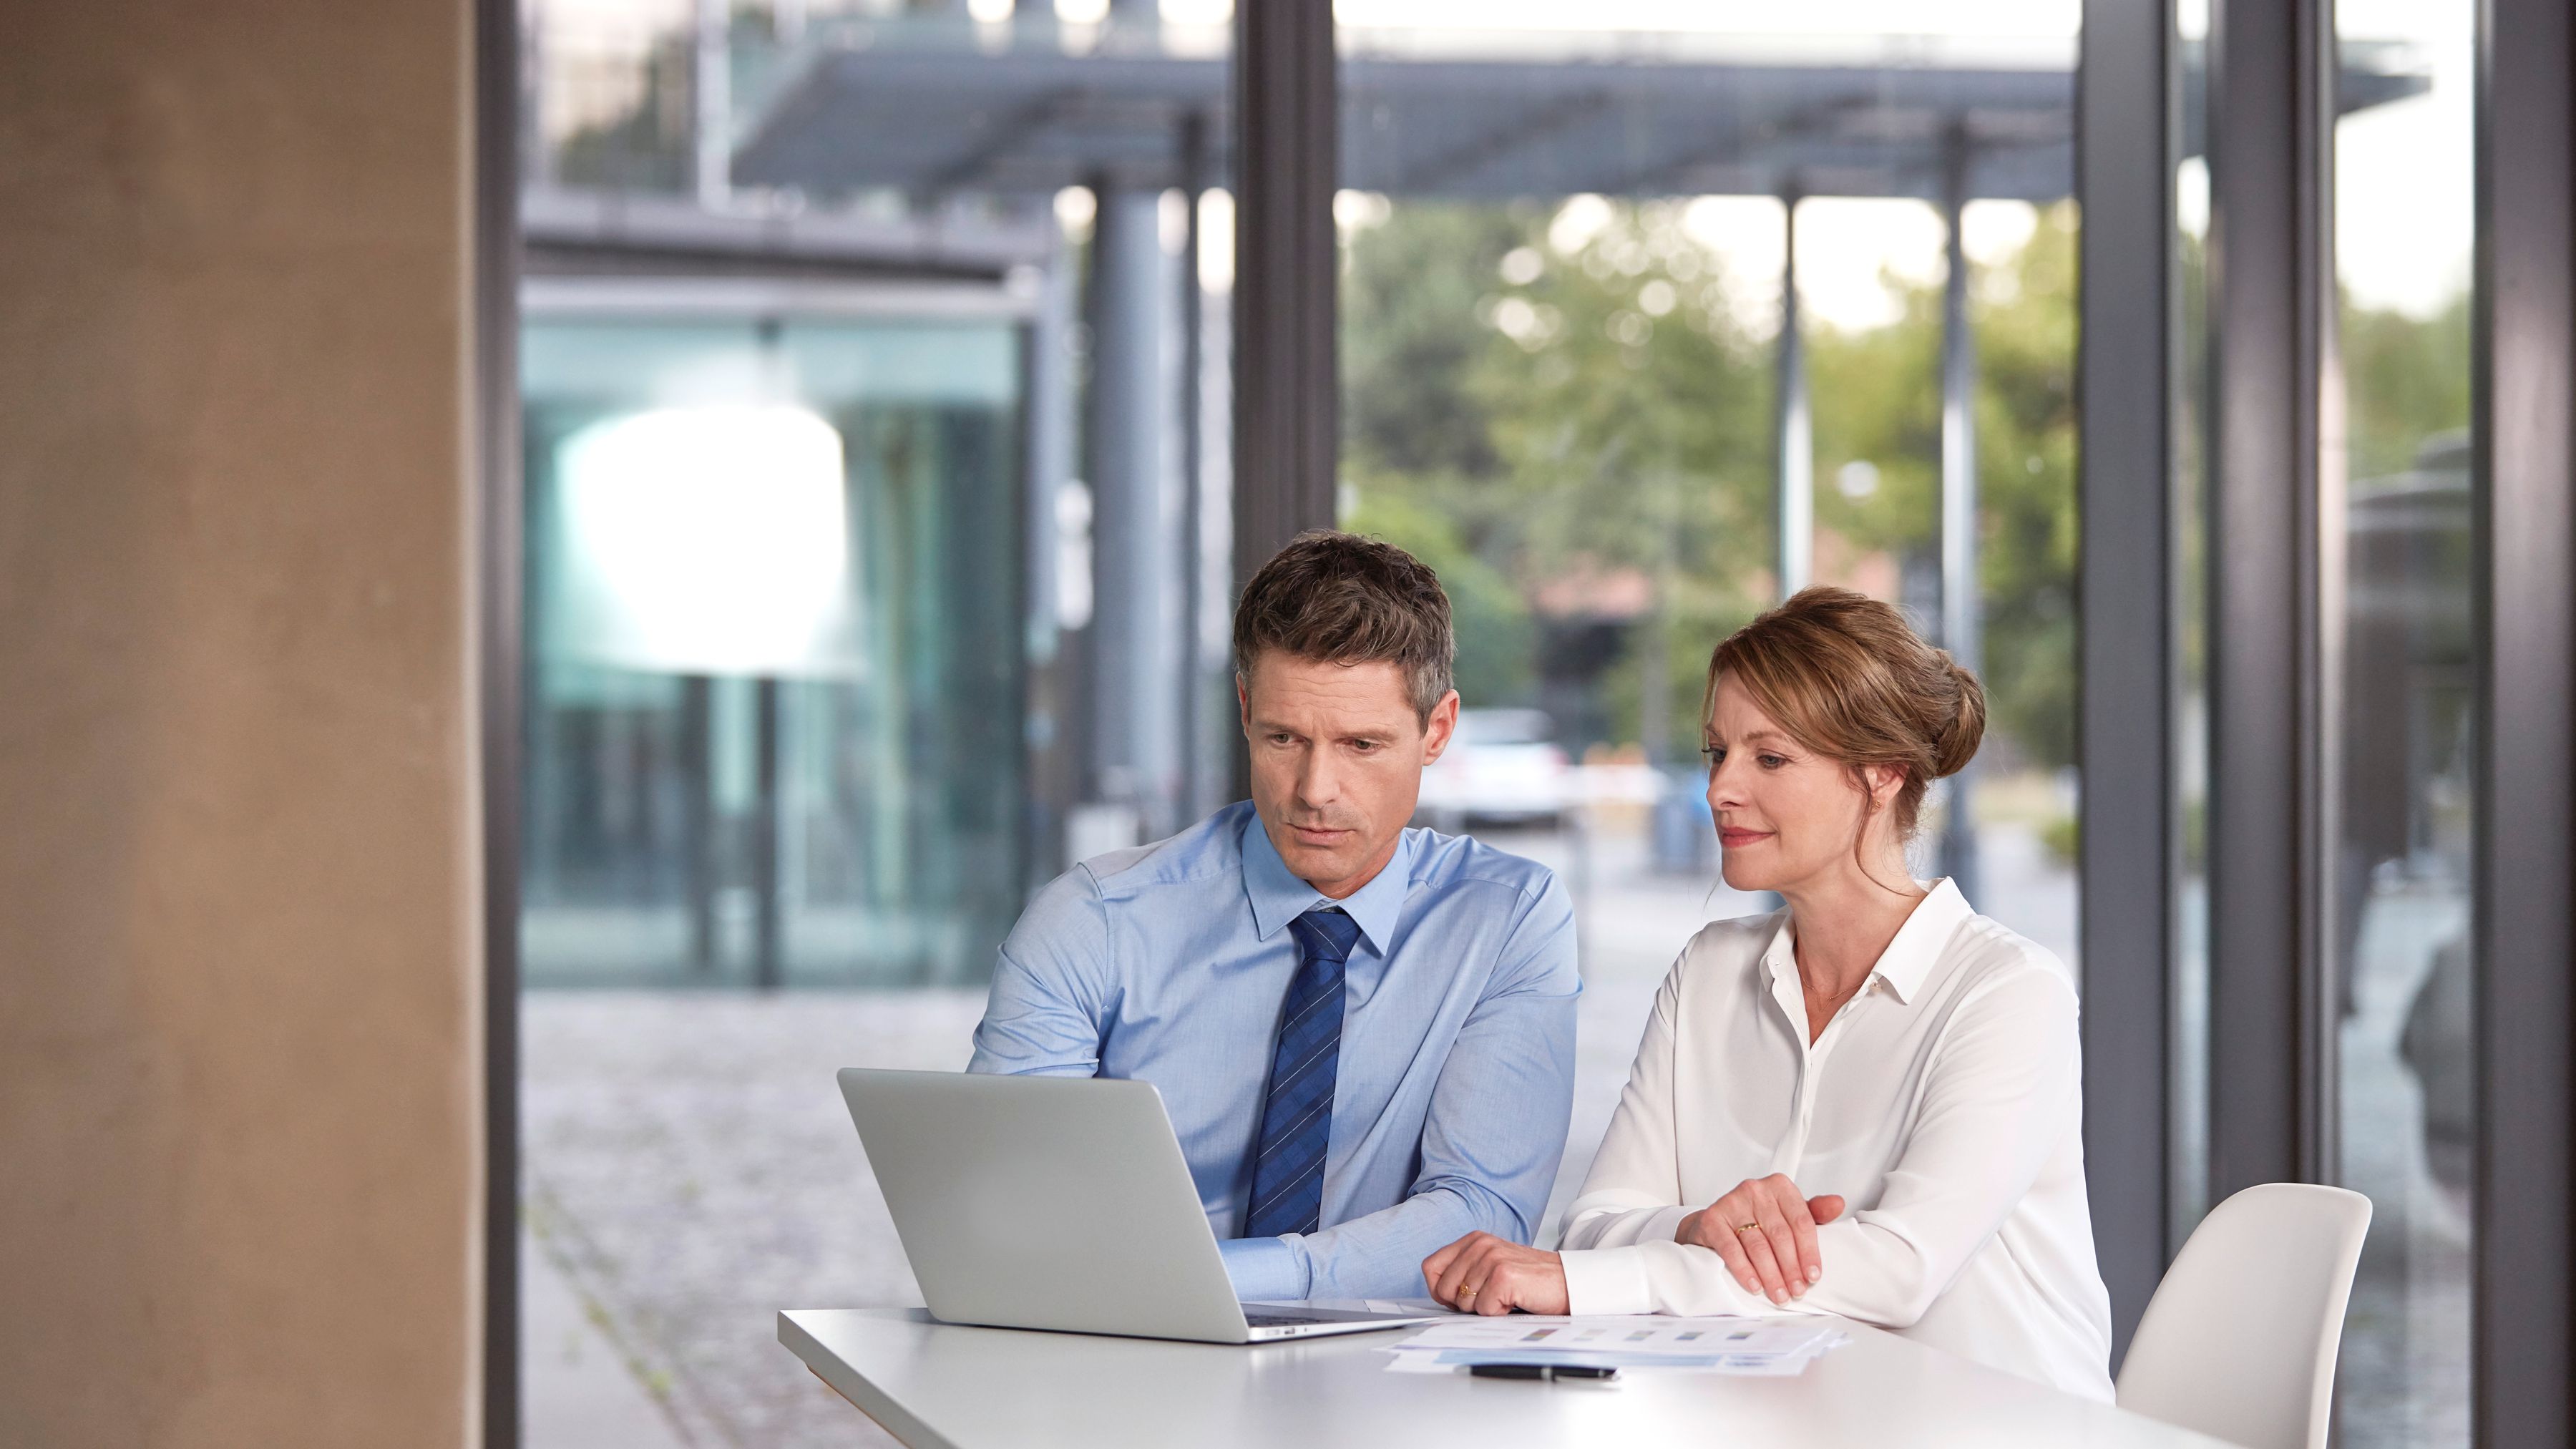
967;800;1581;1302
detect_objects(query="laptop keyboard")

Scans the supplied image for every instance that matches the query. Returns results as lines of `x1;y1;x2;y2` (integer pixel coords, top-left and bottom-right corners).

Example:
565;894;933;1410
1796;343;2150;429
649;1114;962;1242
1243;1312;1331;1327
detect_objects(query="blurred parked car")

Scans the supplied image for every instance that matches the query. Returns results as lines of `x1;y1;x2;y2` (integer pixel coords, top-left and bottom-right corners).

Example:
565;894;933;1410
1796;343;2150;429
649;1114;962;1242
1418;708;1569;831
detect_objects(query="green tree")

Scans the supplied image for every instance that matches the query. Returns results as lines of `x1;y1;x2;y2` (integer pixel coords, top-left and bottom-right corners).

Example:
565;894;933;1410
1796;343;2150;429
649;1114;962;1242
1741;203;2079;769
1338;203;1541;708
1971;204;2081;770
2342;292;2471;481
1338;196;2082;770
1341;205;1528;480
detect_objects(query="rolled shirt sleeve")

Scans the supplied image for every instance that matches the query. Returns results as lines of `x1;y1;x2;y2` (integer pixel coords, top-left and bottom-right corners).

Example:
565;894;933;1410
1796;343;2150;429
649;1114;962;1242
1216;1236;1307;1302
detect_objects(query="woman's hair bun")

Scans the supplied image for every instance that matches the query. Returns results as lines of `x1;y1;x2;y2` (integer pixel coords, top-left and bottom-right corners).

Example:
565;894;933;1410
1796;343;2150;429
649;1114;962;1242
1930;652;1986;779
1702;585;1992;841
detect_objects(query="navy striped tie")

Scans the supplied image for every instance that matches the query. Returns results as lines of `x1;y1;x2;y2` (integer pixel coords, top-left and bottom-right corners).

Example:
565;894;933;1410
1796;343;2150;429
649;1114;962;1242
1243;907;1360;1239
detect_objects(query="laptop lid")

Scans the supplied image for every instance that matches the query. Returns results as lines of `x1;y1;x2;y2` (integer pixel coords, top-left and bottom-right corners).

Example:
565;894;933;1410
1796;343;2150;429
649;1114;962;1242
837;1068;1250;1342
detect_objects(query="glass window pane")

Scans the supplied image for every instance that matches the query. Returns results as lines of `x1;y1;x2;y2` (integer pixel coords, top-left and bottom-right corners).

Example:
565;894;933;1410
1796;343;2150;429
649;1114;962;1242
1333;4;2082;1231
521;315;1025;989
518;4;1233;1444
2331;4;2474;1445
2171;0;2214;1258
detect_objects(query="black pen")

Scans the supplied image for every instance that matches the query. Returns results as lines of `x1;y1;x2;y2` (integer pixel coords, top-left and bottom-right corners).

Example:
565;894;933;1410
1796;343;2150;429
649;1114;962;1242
1466;1362;1620;1382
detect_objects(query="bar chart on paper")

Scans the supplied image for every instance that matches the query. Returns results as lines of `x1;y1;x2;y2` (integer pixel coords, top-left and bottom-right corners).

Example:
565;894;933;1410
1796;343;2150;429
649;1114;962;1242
1382;1317;1849;1375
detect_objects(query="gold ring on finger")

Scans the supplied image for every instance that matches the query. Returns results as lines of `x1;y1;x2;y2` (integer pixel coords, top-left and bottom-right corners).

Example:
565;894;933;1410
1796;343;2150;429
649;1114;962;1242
1737;1221;1760;1235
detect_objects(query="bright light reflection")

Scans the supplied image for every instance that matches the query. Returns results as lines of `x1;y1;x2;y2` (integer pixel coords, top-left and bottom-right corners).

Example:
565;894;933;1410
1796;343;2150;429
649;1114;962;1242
557;405;854;678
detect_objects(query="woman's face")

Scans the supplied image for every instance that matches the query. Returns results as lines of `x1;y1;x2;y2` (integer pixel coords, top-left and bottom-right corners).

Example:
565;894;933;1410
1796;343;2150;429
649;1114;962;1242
1702;672;1900;896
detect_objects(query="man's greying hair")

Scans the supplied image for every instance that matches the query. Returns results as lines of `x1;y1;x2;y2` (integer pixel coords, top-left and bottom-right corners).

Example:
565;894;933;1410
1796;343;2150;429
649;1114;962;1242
1232;530;1457;725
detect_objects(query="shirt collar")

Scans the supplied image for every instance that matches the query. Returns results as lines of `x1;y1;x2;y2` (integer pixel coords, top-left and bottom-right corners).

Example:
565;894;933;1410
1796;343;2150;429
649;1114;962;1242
1239;812;1413;958
1760;877;1975;1006
1871;877;1974;1002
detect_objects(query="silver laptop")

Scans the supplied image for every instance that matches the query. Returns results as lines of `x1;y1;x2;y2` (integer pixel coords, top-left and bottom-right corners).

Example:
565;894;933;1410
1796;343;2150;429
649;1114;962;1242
837;1068;1448;1344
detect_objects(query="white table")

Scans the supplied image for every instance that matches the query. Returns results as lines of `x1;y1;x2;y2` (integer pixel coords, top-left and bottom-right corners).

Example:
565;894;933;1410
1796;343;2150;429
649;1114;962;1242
779;1308;2235;1448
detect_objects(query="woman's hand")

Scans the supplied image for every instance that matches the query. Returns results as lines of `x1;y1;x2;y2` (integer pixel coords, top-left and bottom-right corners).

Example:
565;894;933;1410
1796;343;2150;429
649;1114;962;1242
1422;1231;1570;1316
1676;1175;1848;1304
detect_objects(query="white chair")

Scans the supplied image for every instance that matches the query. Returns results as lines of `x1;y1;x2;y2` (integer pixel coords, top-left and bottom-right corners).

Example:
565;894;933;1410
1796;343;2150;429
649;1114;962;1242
2117;1182;2373;1449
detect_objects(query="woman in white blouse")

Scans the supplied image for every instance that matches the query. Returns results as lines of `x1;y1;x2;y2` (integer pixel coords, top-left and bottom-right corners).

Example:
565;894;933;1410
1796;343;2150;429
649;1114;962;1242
1422;585;2114;1400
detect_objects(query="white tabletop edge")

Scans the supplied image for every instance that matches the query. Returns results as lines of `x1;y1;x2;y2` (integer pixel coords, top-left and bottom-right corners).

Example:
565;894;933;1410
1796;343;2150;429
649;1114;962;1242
781;1309;961;1449
778;1307;2238;1449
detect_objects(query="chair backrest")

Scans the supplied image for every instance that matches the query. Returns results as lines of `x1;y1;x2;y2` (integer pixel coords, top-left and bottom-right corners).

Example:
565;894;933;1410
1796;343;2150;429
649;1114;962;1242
2116;1183;2372;1449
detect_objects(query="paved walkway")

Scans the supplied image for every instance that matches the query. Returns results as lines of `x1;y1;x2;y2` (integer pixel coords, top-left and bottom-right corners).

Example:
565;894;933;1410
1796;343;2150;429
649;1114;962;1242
522;1224;690;1449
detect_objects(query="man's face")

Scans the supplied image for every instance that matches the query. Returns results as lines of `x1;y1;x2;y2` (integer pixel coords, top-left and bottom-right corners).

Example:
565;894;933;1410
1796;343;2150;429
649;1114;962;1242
1239;650;1459;899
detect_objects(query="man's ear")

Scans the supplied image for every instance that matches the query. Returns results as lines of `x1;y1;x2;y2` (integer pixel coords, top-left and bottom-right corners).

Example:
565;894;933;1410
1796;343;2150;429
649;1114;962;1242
1236;673;1250;734
1420;689;1463;765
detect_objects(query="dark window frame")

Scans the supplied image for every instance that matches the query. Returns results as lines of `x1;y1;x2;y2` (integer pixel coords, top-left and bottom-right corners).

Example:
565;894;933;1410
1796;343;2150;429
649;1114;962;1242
2201;0;2339;1213
474;0;524;1438
1229;0;1339;588
2474;0;2576;1441
2076;0;2177;1363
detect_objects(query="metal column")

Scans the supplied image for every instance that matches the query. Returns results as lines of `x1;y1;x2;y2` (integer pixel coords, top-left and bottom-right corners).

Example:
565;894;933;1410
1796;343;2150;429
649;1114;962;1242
2205;0;2335;1204
2076;0;2177;1363
1937;139;1983;907
2477;0;2576;1438
752;676;783;988
681;674;716;970
1085;180;1184;839
1775;191;1813;597
1177;113;1212;823
1022;230;1080;884
1232;0;1339;585
476;0;525;1433
693;0;730;208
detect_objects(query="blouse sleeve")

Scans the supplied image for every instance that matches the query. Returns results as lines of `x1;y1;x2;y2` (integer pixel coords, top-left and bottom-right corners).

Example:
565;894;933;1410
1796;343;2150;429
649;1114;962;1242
1558;964;2083;1325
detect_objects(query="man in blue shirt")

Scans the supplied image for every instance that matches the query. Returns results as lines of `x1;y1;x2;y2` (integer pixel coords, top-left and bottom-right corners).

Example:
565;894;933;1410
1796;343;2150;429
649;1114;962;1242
970;531;1581;1303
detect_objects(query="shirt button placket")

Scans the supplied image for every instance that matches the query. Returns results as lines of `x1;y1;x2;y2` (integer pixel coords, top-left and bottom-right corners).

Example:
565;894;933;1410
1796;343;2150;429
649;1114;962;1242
1780;991;1868;1176
1775;1030;1818;1176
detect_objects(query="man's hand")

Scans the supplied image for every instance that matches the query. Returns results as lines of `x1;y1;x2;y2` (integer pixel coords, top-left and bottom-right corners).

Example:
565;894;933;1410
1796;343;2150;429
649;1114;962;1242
1675;1175;1847;1305
1421;1231;1570;1316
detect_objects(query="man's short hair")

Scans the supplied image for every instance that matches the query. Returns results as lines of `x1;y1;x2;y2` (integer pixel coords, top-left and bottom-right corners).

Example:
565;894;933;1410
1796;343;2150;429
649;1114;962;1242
1232;530;1457;726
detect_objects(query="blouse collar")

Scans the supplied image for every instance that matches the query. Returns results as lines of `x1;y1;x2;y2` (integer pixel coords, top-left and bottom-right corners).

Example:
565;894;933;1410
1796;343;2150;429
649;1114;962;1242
1761;877;1976;1007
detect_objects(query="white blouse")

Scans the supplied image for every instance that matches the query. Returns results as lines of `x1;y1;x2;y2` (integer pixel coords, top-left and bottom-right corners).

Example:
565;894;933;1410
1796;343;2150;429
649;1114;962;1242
1557;879;2116;1401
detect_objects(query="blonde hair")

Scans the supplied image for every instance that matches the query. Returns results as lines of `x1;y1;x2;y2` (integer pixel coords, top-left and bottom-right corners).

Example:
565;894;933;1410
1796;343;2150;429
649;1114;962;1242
1703;585;1986;840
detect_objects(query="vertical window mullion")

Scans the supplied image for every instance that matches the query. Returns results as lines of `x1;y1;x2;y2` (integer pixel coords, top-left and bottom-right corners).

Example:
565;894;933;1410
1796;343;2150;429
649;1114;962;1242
2077;0;2178;1364
2204;0;2333;1206
2474;0;2576;1441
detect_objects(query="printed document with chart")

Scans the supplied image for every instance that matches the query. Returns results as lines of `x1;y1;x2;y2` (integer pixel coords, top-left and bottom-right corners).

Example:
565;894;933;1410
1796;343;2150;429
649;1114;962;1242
1382;1316;1850;1375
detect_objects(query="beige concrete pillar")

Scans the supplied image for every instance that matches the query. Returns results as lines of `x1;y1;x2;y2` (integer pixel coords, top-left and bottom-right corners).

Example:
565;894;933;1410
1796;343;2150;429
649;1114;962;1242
0;0;483;1444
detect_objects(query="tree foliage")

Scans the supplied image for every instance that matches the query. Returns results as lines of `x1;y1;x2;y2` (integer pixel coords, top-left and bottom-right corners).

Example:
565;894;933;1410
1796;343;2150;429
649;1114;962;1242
1340;193;2469;781
1342;197;2083;771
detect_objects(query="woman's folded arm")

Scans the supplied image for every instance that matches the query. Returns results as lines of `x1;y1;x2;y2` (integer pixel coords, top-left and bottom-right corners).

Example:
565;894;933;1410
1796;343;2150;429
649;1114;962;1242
1560;965;2082;1326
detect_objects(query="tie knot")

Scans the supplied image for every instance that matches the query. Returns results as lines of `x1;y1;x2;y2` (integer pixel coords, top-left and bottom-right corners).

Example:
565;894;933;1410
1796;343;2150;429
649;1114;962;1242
1288;907;1362;965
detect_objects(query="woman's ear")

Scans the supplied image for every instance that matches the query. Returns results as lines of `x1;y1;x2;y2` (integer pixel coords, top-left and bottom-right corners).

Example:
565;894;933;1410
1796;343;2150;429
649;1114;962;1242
1865;763;1909;811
